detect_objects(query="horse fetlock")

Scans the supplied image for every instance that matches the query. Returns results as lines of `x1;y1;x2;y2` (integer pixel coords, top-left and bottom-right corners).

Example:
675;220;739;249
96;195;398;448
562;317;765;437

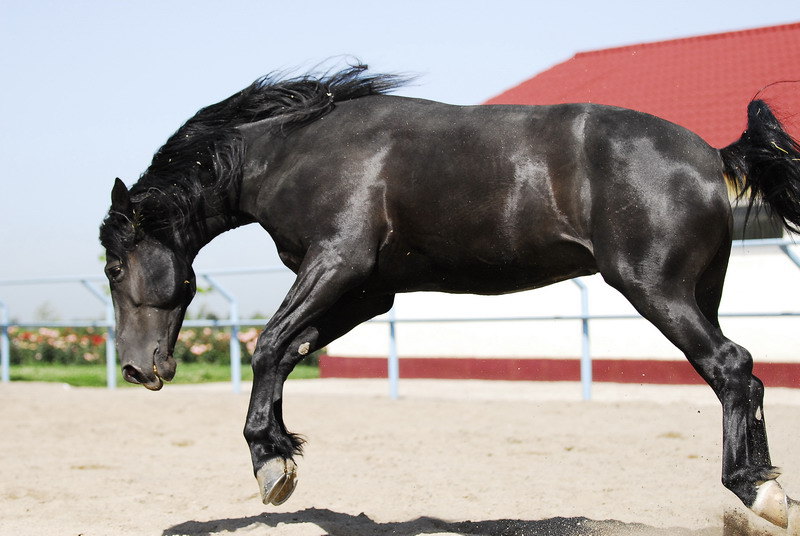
724;466;782;507
256;457;298;506
245;433;304;464
750;479;791;529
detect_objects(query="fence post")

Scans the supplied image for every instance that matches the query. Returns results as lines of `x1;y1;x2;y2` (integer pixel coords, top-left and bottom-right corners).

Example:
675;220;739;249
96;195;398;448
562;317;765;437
104;301;117;389
388;307;399;400
572;279;592;401
1;300;9;383
81;280;116;389
203;275;241;394
779;245;800;271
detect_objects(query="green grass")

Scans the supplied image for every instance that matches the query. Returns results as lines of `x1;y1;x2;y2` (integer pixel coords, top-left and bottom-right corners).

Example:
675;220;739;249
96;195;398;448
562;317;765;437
8;362;319;387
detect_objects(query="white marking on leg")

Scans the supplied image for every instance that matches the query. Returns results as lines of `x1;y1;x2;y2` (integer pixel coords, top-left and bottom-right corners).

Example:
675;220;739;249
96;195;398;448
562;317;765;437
298;342;310;356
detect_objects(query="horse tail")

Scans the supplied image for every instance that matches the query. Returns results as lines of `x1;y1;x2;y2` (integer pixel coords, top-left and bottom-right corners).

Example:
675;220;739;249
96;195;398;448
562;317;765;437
720;99;800;233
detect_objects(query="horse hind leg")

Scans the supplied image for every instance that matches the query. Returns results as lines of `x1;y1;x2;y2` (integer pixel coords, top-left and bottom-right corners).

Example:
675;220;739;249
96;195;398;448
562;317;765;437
696;241;775;475
692;242;795;526
601;260;796;529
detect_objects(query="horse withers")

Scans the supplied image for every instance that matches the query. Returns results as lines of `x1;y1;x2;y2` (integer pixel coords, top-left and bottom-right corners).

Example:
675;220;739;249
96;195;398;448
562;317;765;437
100;65;800;528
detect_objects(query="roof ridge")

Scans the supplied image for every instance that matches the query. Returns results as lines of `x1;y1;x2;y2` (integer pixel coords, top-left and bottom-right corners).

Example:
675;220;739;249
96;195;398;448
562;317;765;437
574;21;800;58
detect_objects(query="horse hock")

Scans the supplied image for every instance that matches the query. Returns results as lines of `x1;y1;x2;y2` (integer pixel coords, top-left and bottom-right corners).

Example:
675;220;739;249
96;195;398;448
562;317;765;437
751;479;800;530
256;457;298;506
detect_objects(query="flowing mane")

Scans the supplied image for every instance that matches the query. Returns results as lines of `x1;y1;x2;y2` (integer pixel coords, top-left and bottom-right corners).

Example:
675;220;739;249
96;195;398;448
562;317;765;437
100;64;408;256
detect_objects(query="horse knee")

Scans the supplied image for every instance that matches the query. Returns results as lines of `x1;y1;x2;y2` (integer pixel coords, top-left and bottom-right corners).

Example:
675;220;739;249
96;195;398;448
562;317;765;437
251;350;275;374
251;330;285;371
252;324;319;370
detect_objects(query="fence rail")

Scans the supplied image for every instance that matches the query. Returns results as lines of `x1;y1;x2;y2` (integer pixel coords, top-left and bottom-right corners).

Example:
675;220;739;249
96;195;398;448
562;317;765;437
2;239;799;399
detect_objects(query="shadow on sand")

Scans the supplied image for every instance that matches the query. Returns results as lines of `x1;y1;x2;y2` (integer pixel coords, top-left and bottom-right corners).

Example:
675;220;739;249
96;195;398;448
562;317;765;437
163;508;781;536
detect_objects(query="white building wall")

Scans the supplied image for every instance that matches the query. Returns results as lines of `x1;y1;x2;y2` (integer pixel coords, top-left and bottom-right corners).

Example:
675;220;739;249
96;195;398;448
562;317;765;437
327;246;800;363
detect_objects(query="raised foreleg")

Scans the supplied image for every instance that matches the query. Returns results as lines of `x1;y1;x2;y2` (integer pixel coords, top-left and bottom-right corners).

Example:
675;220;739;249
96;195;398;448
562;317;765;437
244;247;393;505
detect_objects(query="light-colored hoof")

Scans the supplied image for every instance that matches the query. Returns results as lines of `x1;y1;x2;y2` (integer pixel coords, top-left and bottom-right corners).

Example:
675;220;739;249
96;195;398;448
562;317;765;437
752;479;789;529
255;458;298;506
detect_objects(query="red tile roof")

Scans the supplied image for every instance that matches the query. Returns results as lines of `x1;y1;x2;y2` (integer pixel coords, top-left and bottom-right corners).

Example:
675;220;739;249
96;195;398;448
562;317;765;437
485;22;800;147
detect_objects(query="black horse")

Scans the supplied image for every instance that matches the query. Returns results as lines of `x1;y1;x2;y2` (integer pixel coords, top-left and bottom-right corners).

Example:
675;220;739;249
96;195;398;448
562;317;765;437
100;65;800;528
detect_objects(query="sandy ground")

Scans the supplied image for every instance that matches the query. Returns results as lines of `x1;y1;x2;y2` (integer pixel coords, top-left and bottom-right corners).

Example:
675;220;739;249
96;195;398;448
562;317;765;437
2;379;800;536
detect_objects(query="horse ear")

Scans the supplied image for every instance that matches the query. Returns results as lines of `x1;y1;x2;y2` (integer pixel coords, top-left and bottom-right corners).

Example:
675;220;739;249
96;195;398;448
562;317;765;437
111;178;131;215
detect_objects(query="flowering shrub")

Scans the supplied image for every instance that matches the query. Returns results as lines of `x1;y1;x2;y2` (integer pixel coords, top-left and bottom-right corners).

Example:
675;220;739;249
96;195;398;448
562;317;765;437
169;327;319;365
5;326;302;366
172;326;244;364
9;327;108;365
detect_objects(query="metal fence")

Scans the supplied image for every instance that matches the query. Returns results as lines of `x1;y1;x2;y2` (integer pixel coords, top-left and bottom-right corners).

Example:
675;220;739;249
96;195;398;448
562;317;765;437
2;238;799;400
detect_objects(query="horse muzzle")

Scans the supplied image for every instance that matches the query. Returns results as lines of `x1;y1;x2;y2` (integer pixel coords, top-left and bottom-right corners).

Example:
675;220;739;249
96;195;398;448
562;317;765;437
121;349;176;391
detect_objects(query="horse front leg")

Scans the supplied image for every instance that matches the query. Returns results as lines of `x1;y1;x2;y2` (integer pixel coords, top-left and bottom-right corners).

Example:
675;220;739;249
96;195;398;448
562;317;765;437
244;284;332;506
242;247;392;505
244;326;309;506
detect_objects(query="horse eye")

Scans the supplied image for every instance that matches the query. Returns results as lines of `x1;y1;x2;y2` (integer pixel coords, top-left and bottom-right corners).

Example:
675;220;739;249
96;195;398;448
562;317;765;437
107;264;124;281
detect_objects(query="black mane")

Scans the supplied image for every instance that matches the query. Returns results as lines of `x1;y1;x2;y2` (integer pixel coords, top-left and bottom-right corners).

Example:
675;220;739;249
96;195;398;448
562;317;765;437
100;64;408;257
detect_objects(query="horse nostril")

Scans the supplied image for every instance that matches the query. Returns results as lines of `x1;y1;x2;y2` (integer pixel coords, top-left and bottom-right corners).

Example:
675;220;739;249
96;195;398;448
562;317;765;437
122;365;144;385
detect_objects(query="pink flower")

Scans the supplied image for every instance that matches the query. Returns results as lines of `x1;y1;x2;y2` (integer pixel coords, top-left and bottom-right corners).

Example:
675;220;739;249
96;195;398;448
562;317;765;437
189;343;212;356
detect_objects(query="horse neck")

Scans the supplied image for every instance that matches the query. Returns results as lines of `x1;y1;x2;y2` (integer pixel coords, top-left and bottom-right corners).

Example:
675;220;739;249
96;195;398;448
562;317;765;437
147;185;253;262
182;207;252;261
173;219;212;259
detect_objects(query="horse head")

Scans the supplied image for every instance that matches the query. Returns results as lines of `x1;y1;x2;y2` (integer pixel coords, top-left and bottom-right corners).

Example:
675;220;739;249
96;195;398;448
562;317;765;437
101;179;196;390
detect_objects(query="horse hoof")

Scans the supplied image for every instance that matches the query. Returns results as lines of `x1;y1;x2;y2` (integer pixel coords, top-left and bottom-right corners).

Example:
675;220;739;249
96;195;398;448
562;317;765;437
751;479;789;529
256;458;298;506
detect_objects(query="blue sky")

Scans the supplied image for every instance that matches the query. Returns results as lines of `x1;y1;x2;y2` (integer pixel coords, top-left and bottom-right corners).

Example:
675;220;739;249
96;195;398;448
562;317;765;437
1;0;797;320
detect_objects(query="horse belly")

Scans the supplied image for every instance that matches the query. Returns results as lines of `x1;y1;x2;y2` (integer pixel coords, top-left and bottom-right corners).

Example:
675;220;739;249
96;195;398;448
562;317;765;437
377;234;597;295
